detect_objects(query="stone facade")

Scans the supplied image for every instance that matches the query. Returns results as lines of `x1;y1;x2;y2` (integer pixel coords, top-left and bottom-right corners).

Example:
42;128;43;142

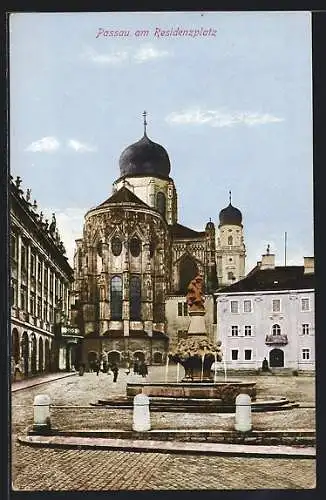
10;176;81;379
70;122;246;368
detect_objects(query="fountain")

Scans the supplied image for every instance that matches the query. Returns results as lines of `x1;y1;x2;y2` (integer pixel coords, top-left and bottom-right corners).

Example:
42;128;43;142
93;275;298;412
125;275;256;408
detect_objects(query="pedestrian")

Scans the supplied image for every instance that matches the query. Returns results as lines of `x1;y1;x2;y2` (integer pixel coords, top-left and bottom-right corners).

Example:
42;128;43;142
111;362;119;382
95;359;100;376
139;361;148;378
102;352;108;374
14;359;22;381
78;363;85;376
125;360;131;375
133;358;139;374
262;357;269;372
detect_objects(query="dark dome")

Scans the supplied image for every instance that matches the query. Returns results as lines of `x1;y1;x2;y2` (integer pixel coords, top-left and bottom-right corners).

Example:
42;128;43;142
119;133;171;178
219;203;242;226
205;220;215;231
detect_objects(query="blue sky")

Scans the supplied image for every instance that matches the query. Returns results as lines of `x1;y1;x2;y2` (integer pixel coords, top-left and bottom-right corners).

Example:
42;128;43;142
9;11;313;271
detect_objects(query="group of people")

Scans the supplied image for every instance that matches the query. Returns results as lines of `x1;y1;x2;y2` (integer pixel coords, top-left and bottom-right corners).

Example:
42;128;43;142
84;357;149;381
133;359;148;377
88;359;120;382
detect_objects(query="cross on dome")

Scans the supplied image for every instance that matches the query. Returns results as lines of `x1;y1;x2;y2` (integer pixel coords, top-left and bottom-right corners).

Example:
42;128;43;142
143;110;148;135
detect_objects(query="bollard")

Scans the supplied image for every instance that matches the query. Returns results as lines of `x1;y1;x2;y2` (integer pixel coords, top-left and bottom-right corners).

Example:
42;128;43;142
132;393;151;432
33;394;51;432
235;393;252;432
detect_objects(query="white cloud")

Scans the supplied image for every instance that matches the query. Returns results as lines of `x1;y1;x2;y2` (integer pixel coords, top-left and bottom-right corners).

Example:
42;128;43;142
43;207;85;265
166;108;284;128
133;46;170;63
82;45;171;66
67;139;97;153
25;136;60;152
82;47;128;65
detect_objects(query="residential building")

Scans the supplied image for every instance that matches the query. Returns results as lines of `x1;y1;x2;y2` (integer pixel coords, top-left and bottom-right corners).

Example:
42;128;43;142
215;249;315;371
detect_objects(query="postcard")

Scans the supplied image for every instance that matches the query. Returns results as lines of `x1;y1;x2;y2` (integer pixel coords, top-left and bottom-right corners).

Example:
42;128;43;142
9;10;315;492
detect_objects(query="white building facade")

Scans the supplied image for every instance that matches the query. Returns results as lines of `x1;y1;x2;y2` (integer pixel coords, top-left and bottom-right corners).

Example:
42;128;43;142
215;252;315;372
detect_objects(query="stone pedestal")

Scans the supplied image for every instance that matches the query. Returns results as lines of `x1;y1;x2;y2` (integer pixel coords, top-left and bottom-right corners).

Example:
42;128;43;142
187;310;207;336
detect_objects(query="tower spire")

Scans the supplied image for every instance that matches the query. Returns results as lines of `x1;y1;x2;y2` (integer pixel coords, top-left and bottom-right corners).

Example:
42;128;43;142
143;110;148;136
229;190;232;204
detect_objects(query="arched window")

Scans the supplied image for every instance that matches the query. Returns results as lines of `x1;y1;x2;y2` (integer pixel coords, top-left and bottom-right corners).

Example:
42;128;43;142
130;237;141;257
179;256;198;294
228;236;233;245
156;192;166;217
130;275;141;320
149;240;155;258
111;237;122;256
110;276;122;320
272;324;281;336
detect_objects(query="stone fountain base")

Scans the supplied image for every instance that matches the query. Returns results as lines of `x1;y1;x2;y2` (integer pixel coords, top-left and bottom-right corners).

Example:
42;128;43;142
126;381;257;405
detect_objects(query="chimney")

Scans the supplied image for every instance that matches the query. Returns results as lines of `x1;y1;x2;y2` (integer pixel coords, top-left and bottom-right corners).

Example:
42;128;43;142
303;256;314;274
260;244;275;270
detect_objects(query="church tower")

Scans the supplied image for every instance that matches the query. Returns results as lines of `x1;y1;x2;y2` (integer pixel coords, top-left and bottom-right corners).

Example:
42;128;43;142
113;111;178;225
216;191;246;287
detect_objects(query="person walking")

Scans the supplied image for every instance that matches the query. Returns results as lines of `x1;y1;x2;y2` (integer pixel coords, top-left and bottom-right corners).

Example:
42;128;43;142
102;352;108;374
111;362;119;382
262;357;270;372
139;361;148;378
95;359;100;376
13;358;22;381
133;358;139;375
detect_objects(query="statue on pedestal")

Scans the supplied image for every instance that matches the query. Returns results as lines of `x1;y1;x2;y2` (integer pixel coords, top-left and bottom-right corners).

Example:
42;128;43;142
186;275;205;312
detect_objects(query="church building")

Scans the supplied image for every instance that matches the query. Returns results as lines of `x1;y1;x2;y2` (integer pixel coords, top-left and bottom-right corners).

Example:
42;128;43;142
70;113;246;368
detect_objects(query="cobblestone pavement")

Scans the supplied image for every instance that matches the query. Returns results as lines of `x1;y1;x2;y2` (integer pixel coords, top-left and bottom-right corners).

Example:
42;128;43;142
11;367;316;491
12;445;316;491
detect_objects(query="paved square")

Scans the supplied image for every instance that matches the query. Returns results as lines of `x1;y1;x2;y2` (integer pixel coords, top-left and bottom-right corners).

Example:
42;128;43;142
11;367;316;491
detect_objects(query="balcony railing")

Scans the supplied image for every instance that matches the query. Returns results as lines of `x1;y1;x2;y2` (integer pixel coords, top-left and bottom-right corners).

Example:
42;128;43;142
265;334;288;346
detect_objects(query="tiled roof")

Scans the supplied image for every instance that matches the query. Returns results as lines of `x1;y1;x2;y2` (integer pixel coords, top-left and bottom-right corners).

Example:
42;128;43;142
96;186;150;209
170;223;205;239
217;266;314;293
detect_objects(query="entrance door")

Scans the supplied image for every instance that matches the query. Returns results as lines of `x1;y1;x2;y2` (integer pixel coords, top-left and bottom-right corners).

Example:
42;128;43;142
108;351;121;365
269;348;284;368
133;351;145;363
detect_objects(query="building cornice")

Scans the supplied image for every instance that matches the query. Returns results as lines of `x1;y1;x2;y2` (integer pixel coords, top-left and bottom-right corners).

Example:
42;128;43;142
215;289;315;297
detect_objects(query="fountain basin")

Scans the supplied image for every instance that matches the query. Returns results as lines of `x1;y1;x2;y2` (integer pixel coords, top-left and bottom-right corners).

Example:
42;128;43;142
126;381;257;404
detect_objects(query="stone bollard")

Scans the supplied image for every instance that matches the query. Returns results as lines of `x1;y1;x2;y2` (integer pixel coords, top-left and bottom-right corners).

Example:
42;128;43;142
33;394;51;432
132;393;151;432
235;393;252;432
